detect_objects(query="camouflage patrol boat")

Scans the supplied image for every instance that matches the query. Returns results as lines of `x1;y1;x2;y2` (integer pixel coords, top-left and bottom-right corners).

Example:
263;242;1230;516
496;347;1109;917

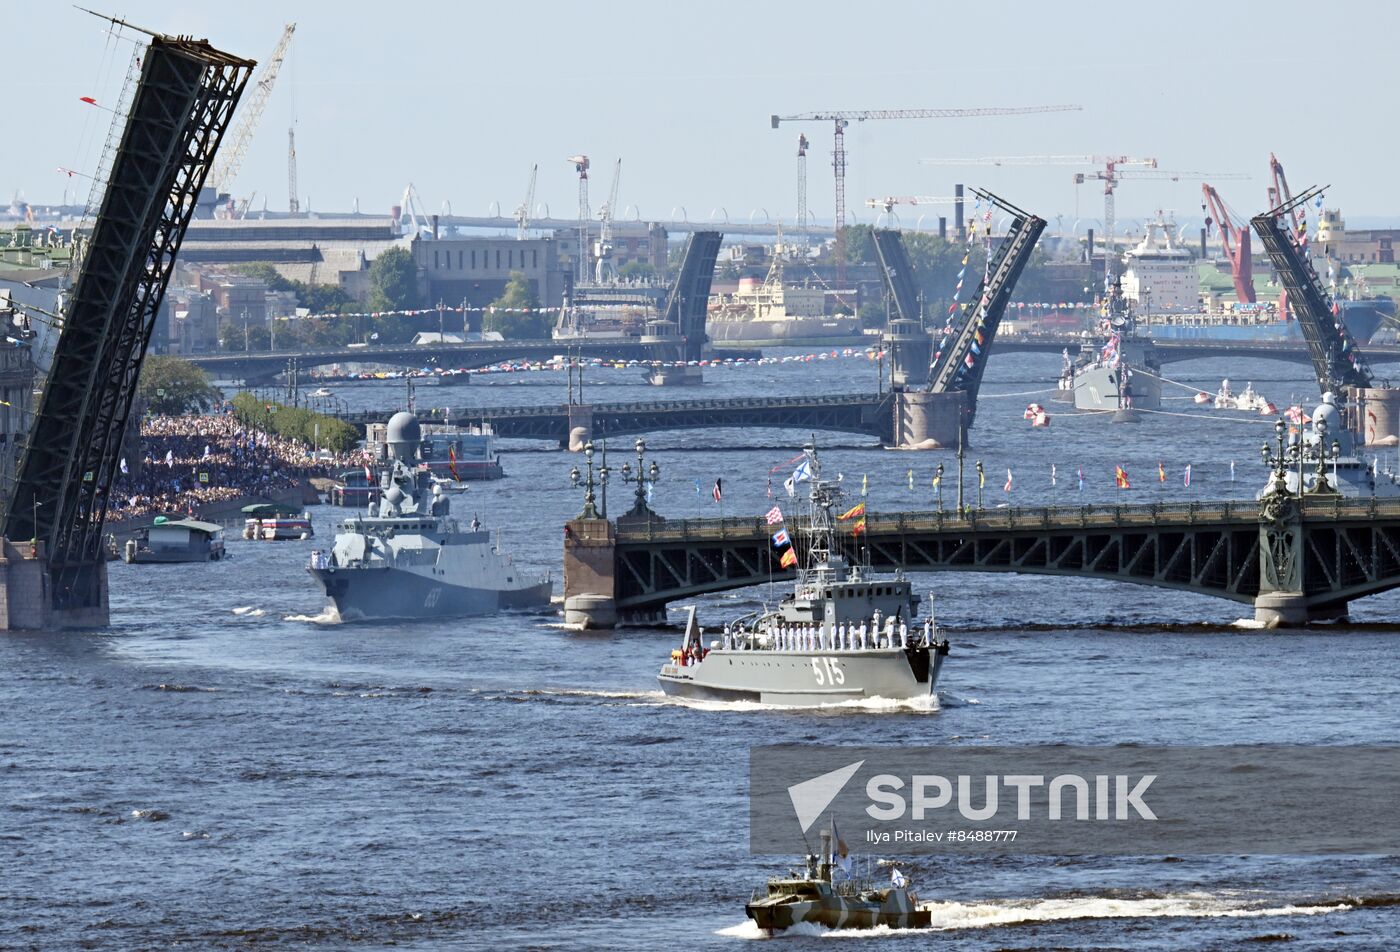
307;412;551;621
746;829;929;933
657;445;949;705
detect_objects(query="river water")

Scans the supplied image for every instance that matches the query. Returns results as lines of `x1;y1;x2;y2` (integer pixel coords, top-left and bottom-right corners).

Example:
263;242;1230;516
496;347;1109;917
3;350;1399;950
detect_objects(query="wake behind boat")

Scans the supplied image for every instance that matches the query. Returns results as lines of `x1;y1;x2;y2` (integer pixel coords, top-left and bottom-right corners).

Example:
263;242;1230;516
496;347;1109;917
657;445;948;706
307;412;551;621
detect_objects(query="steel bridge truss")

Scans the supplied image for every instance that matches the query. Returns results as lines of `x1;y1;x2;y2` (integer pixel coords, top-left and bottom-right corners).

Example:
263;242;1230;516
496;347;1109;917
660;230;722;361
1251;189;1373;392
2;34;253;611
928;191;1045;415
613;503;1263;611
872;229;922;324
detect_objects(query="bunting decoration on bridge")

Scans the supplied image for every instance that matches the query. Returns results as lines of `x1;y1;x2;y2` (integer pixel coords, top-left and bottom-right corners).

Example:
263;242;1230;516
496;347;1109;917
1184;463;1192;488
1050;463;1057;487
1115;465;1131;489
1158;461;1166;483
1077;467;1084;493
1004;469;1013;494
712;479;723;504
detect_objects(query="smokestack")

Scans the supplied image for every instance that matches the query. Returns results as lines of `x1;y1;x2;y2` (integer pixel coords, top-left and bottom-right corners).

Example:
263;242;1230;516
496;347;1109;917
938;216;947;240
431;214;440;240
954;184;965;240
1086;228;1095;263
1200;227;1208;258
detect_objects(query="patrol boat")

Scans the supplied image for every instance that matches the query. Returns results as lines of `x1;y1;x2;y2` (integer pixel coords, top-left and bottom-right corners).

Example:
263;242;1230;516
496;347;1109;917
657;446;949;705
1063;277;1162;413
746;829;929;933
307;412;552;620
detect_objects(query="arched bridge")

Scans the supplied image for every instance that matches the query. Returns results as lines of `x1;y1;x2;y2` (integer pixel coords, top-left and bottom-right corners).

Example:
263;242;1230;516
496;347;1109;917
348;392;894;447
564;496;1400;627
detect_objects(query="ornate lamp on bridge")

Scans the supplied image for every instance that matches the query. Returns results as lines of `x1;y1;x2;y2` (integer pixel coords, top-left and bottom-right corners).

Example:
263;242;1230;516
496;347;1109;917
569;441;602;519
1260;418;1292;497
619;437;661;516
1310;417;1341;496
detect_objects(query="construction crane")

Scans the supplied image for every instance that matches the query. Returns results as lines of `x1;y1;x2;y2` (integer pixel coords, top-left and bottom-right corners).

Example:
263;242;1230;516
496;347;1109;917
1201;184;1255;304
514;164;537;240
796;134;809;249
770;104;1081;288
567;154;590;282
864;195;962;227
594;159;621;284
1267;152;1311;322
287;126;299;215
208;23;296;198
924;155;1250;283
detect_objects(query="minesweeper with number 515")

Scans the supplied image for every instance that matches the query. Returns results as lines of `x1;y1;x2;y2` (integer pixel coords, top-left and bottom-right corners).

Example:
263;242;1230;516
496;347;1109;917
658;445;949;705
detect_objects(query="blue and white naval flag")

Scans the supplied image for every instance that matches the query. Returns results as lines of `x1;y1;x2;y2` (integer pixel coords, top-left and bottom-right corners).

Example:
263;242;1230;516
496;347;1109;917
891;868;907;888
792;459;812;483
119;458;128;476
772;528;790;547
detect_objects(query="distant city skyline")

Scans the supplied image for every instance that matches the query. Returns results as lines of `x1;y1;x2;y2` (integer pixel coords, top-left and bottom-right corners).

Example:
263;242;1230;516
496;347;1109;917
8;1;1400;230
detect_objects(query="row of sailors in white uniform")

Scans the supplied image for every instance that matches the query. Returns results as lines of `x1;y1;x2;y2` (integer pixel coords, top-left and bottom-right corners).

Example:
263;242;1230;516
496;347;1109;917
722;616;937;652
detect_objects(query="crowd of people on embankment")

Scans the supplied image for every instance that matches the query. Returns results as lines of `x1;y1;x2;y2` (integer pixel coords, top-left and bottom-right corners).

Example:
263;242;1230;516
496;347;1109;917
108;411;374;521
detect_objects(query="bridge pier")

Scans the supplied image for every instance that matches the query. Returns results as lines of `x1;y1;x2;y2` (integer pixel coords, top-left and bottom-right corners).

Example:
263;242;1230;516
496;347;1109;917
563;517;617;627
0;540;110;630
892;390;967;449
566;406;593;452
884;319;932;391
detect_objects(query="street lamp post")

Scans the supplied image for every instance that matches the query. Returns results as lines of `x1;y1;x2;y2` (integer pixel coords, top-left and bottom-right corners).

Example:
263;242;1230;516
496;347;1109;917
620;437;662;516
934;462;944;512
975;460;984;510
1260;418;1291;496
569;441;601;519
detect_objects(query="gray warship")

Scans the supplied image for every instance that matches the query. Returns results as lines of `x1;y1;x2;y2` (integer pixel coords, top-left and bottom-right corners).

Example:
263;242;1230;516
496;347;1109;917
307;412;552;621
657;446;949;705
1063;277;1162;413
1257;392;1400;499
746;829;929;933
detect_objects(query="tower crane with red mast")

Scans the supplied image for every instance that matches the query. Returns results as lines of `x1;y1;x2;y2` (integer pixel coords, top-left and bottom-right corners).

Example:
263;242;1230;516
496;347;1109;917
1201;184;1255;304
770;104;1081;288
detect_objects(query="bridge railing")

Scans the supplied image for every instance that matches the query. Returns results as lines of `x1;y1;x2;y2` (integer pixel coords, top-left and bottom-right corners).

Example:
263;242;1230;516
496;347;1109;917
614;495;1400;542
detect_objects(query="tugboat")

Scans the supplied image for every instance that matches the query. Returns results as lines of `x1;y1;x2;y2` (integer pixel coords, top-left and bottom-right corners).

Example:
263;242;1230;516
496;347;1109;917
657;445;949;705
746;827;929;933
307;412;552;620
1064;277;1162;413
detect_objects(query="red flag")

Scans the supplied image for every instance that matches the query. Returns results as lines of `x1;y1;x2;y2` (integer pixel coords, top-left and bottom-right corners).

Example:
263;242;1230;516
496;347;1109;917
79;96;98;105
1115;466;1131;489
779;548;797;568
448;444;460;481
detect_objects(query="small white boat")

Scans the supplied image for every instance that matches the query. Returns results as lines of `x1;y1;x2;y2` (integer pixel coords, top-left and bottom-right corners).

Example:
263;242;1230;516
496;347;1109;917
310;387;334;398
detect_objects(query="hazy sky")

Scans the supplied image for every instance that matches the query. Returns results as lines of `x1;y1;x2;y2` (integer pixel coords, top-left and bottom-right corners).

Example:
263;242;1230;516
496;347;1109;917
8;1;1399;231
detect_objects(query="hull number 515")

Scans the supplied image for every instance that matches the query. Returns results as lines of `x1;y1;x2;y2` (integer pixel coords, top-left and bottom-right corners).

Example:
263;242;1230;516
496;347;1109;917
810;657;844;685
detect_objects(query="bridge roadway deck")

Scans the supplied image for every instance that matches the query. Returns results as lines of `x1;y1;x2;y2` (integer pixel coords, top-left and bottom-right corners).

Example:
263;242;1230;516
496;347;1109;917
349;392;892;444
188;338;663;379
608;496;1400;615
190;334;1400;381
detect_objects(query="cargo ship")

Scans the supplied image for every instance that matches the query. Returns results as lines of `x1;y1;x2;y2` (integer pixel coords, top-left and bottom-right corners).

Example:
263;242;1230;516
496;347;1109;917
707;252;860;347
